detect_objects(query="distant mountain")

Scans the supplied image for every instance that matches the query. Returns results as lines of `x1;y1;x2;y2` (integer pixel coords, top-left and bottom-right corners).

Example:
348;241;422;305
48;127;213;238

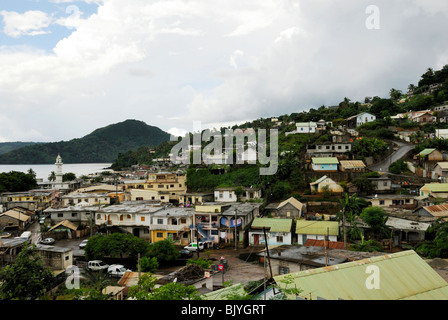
0;120;171;164
0;142;39;155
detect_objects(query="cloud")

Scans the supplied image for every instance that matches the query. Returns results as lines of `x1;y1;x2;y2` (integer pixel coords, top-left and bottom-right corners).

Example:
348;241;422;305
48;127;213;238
0;10;53;37
0;0;448;143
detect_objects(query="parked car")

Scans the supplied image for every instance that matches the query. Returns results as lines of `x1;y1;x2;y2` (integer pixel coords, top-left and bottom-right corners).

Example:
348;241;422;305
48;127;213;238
17;231;31;240
179;249;193;258
87;260;109;272
183;242;204;252
107;264;131;277
79;239;89;249
40;238;55;245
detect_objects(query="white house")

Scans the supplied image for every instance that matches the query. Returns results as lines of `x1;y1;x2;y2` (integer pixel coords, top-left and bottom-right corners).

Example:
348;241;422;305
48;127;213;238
309;176;344;194
286;122;317;135
214;187;261;202
347;112;376;128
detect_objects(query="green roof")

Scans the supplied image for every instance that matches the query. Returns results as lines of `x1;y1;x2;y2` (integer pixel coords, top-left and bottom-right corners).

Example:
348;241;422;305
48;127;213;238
422;183;448;192
202;283;246;300
295;220;339;236
311;157;339;164
419;148;437;157
274;250;448;300
251;218;293;233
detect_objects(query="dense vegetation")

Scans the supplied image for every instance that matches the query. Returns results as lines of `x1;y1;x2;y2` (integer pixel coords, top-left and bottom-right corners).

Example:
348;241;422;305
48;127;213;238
0;171;37;192
0;142;38;155
0;120;170;164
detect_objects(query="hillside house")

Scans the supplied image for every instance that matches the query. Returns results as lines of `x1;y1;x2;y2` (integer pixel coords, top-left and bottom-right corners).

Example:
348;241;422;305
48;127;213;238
0;209;32;231
295;220;339;245
339;160;366;173
365;194;417;210
433;162;448;180
264;197;304;219
311;157;339;172
346;112;376;128
214;187;261;202
413;204;448;222
286;122;317;135
420;183;448;198
306;143;352;158
179;193;214;206
310;176;344;194
249;218;293;245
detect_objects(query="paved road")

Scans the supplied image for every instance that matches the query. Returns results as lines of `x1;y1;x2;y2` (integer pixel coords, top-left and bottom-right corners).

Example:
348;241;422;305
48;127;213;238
368;140;414;172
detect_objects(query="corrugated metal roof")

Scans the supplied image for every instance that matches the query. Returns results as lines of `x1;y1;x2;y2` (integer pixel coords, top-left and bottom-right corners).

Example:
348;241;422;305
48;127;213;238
274;250;448;300
419;148;437;156
277;197;303;210
304;239;346;249
339;160;366;169
423;204;448;217
295;220;339;236
421;183;448;192
251;218;293;233
311;157;339;164
436;162;448;170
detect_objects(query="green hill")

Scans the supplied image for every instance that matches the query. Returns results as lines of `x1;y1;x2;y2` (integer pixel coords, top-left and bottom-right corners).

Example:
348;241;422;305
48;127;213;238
0;142;39;155
0;119;171;164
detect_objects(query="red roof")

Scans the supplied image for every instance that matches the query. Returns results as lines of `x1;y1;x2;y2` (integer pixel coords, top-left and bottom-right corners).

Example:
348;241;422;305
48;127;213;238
304;239;347;249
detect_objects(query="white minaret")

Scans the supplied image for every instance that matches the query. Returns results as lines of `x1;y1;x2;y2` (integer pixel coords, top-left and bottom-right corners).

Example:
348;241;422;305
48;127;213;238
55;154;63;183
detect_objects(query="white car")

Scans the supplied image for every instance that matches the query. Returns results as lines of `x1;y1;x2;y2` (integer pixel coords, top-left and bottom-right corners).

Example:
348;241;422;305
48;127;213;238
87;260;109;272
79;239;89;249
107;264;131;277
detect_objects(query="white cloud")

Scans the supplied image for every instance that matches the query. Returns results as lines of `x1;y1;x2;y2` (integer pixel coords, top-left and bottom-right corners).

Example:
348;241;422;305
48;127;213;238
0;10;53;37
0;0;448;143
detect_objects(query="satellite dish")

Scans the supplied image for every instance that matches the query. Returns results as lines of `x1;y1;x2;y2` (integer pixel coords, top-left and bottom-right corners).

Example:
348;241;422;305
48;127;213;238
173;278;177;283
374;194;378;198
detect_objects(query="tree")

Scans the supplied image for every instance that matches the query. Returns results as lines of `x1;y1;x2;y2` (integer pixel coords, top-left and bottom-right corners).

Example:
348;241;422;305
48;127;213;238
338;193;364;248
0;171;37;193
0;243;54;300
48;171;56;182
147;239;180;264
360;206;390;240
139;256;159;273
233;186;244;202
416;220;448;258
62;172;77;182
84;233;149;261
389;88;403;101
127;273;201;300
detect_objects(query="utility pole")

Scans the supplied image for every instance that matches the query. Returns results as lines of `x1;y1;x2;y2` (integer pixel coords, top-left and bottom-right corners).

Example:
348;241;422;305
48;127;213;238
342;205;347;250
234;209;238;250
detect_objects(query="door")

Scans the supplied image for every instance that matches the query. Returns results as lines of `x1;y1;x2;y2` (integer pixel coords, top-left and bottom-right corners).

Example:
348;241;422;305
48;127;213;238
253;234;259;245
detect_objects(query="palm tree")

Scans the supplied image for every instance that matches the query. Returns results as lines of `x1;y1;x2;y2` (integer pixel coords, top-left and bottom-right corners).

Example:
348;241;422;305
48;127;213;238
48;171;56;182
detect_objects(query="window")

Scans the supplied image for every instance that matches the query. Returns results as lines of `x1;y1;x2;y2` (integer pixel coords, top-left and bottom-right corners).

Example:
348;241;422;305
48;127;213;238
158;185;164;188
170;185;174;188
277;236;284;243
179;184;182;187
136;197;143;201
72;212;78;217
157;219;163;224
58;213;63;218
157;232;163;238
147;185;153;188
379;200;385;205
279;266;290;275
141;216;145;222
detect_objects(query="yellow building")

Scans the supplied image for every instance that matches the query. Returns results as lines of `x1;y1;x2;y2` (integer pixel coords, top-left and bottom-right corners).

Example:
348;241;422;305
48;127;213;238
3;191;53;211
126;173;187;203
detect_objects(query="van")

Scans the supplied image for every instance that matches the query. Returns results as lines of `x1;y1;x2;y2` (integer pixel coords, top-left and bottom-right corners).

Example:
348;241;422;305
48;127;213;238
19;231;31;240
183;242;204;252
87;260;109;272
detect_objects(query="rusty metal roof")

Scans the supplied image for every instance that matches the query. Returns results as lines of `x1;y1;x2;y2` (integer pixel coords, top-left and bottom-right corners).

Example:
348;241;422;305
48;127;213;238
423;204;448;217
274;250;448;300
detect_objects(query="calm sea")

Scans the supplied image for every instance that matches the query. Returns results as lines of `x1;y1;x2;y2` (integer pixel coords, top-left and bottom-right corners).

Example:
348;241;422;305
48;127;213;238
0;163;112;180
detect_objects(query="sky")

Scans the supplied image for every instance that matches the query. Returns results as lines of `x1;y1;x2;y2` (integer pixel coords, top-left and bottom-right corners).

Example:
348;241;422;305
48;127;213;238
1;0;448;142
